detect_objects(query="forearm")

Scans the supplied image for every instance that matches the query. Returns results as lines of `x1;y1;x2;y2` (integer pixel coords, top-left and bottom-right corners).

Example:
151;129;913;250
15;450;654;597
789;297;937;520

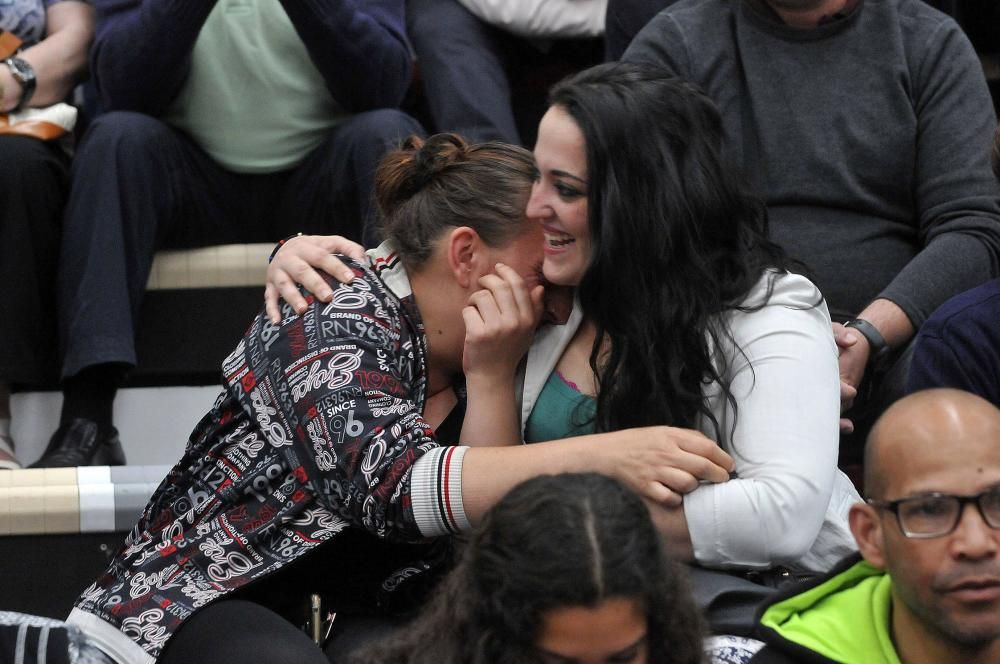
6;2;94;109
460;375;522;446
279;0;411;111
855;298;915;349
877;233;999;330
460;435;606;524
460;422;737;531
645;501;693;561
91;0;217;113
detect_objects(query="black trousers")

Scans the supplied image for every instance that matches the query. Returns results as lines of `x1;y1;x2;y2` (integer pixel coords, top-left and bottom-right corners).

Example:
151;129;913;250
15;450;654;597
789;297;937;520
156;599;404;664
408;0;522;144
57;109;422;379
407;0;601;146
0;136;65;385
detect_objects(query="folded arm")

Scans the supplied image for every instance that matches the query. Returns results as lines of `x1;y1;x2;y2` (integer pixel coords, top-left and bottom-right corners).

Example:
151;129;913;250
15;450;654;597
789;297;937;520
684;275;841;568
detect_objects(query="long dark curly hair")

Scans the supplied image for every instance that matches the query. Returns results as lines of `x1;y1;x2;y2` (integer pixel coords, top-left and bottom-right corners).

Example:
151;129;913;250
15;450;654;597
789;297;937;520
548;62;805;439
349;473;705;664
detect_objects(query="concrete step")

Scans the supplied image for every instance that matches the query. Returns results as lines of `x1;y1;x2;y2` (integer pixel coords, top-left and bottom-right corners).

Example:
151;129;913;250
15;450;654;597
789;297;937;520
9;385;221;468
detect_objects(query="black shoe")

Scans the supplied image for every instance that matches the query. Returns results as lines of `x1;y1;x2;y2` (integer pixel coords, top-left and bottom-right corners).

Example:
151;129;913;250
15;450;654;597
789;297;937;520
30;418;127;468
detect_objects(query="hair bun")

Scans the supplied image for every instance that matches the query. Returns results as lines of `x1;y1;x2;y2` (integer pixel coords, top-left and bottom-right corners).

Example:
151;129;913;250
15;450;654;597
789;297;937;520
410;133;467;191
377;133;471;216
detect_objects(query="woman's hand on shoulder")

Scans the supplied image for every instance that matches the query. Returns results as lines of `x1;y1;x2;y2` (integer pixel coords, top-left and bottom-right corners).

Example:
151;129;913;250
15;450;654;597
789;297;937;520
462;263;544;384
265;235;366;323
597;426;734;507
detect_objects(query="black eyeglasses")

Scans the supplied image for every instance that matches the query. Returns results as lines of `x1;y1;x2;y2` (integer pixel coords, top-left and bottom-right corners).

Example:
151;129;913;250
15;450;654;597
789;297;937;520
867;487;1000;539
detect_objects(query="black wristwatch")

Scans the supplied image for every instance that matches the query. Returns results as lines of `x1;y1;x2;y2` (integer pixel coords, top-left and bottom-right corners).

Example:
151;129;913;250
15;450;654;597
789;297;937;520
844;318;889;364
4;56;36;112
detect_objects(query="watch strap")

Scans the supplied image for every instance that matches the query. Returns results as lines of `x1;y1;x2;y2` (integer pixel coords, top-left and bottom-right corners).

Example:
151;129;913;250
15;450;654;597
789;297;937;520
844;318;888;362
5;56;36;112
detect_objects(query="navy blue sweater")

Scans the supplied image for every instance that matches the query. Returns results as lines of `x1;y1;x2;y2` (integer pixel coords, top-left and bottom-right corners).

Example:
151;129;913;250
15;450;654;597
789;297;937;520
89;0;412;116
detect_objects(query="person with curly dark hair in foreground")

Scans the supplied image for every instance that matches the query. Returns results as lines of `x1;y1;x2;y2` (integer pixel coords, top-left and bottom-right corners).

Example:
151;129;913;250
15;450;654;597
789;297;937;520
351;473;706;664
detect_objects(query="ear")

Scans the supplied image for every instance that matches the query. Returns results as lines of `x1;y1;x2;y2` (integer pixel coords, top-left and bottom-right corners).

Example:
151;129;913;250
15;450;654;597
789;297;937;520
849;502;888;569
446;226;484;289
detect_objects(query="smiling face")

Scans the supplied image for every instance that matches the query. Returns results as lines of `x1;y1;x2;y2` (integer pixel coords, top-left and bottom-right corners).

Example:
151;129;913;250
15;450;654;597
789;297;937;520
527;105;591;288
535;596;649;664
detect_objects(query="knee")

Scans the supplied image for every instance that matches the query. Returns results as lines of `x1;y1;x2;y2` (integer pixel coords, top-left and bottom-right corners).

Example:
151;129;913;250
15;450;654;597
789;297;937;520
0;135;62;184
75;111;177;164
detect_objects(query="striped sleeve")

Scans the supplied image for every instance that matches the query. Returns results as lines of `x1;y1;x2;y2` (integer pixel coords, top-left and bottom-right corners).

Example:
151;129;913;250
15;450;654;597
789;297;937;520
409;445;471;537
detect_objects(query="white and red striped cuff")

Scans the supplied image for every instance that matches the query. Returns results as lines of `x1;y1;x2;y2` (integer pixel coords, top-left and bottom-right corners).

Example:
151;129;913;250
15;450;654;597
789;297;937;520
410;446;470;537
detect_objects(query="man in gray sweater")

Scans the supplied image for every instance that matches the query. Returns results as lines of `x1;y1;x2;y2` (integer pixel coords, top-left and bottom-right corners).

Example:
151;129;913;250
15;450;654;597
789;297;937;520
623;0;1000;464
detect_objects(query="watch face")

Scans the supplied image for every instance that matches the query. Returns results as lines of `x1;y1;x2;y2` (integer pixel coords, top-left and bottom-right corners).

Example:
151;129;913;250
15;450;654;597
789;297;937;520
6;57;35;84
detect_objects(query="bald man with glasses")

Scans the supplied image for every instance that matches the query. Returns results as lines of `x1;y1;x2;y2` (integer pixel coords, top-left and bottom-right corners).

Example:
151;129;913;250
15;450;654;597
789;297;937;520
748;389;1000;663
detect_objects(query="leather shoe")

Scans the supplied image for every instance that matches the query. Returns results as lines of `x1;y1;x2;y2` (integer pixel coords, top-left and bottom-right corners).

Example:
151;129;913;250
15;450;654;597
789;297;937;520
30;418;127;468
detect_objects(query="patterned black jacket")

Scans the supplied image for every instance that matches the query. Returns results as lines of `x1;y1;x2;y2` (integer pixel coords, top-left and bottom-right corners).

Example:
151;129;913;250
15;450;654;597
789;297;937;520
69;247;471;663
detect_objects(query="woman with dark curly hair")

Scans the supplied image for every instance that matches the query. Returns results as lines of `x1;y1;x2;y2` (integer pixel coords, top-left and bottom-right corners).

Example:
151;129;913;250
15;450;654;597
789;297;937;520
351;472;706;664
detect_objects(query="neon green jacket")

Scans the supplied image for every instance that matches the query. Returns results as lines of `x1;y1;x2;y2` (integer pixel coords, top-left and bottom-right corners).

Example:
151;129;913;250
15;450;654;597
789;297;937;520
752;554;902;663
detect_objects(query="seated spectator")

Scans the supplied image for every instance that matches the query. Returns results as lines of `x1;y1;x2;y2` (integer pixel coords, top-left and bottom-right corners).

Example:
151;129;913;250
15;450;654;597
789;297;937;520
752;389;1000;663
66;134;733;664
907;125;1000;406
407;0;604;145
604;0;964;61
350;473;706;664
622;0;1000;470
30;0;424;468
0;0;93;469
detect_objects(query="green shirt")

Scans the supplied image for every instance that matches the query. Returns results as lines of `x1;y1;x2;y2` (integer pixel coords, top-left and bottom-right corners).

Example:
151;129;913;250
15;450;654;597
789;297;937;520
163;0;347;173
524;370;596;443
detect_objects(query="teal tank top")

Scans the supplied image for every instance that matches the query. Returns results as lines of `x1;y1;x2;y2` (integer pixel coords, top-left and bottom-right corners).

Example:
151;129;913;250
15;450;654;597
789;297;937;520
524;371;597;443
